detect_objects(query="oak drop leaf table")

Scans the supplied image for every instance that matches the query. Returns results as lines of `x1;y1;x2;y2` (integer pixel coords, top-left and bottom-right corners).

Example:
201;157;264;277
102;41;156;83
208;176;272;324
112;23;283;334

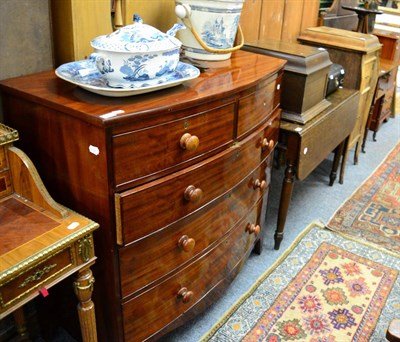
275;88;360;250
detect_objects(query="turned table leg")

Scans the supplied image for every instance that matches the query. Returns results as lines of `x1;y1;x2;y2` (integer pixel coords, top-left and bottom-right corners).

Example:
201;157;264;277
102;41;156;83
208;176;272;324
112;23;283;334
275;162;295;250
330;142;344;186
74;267;97;342
13;307;29;340
339;136;350;184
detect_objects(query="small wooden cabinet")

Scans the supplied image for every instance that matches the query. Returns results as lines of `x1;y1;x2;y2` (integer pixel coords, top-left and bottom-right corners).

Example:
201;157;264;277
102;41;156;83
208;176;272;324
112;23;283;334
365;58;398;144
298;26;382;164
373;28;400;119
374;28;400;62
0;51;286;341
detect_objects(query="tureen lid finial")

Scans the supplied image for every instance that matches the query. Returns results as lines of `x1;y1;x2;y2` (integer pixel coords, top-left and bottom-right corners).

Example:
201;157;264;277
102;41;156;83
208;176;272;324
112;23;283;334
133;14;143;24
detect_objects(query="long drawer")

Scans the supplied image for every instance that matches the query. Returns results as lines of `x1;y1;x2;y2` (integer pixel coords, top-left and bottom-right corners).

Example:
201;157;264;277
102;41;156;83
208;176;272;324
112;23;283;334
121;199;262;342
119;156;272;297
115;111;280;245
112;102;236;189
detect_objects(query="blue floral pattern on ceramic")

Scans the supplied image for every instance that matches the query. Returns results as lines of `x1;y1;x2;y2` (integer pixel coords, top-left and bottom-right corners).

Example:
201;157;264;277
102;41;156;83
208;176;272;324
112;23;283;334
91;14;184;53
201;15;239;49
55;59;200;97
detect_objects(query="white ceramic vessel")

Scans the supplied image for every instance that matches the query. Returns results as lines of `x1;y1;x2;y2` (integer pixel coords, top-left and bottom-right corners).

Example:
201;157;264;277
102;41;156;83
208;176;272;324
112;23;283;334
175;0;245;61
55;59;200;97
90;14;185;87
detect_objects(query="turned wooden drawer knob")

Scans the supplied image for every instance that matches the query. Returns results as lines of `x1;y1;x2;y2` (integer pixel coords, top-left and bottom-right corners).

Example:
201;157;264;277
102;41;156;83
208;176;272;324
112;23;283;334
184;185;203;203
178;235;196;252
180;133;199;152
253;179;266;190
262;138;274;150
246;223;261;236
177;287;193;303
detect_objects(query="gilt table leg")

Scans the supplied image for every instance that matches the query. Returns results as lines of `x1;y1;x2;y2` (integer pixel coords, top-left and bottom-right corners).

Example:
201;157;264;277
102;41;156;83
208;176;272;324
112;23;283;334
74;267;97;342
13;307;29;340
275;162;295;250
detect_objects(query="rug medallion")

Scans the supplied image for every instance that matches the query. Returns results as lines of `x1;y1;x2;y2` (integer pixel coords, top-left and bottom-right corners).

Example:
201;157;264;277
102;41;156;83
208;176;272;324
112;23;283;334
328;142;400;254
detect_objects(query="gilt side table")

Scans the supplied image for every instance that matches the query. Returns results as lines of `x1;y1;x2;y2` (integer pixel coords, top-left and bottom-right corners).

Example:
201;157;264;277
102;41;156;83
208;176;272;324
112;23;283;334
0;123;99;341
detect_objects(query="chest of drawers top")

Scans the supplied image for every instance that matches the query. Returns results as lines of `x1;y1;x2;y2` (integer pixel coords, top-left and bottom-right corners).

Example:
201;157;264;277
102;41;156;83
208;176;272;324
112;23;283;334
0;51;286;129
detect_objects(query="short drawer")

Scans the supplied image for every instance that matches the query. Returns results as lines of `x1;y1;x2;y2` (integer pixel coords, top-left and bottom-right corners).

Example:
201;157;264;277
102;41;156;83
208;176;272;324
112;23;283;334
0;146;7;171
115;117;278;245
237;72;282;138
0;248;72;309
0;170;12;197
121;200;262;342
112;102;235;188
360;55;378;93
119;156;272;297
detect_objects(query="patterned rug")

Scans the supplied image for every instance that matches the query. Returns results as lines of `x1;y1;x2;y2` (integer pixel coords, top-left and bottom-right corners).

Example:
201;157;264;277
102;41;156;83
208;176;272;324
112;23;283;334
328;142;400;254
201;222;400;341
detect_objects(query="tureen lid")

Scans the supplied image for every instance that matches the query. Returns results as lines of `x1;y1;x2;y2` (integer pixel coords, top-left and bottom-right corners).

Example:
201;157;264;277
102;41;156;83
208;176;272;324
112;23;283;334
90;14;183;53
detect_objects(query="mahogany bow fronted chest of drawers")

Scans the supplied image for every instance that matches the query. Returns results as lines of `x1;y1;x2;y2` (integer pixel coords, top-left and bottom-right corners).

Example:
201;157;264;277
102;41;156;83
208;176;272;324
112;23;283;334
0;50;286;341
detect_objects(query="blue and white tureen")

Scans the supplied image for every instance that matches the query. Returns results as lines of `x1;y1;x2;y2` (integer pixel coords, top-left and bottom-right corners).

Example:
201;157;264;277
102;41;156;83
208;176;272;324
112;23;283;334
90;14;185;87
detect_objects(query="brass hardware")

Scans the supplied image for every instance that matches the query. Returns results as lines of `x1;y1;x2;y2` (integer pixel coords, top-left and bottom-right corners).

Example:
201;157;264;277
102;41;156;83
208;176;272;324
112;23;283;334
78;236;93;262
73;277;95;293
0;123;19;146
18;264;57;288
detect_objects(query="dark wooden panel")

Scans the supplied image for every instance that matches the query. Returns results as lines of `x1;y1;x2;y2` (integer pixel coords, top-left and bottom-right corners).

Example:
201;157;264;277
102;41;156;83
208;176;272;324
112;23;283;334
119;158;271;297
122;200;261;342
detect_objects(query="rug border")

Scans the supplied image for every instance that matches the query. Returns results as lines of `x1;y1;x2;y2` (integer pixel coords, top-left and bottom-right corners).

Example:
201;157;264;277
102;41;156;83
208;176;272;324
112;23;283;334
199;220;325;341
327;141;400;227
200;219;400;341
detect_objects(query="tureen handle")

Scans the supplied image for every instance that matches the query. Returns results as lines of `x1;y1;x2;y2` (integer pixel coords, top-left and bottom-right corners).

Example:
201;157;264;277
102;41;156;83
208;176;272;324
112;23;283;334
166;23;186;37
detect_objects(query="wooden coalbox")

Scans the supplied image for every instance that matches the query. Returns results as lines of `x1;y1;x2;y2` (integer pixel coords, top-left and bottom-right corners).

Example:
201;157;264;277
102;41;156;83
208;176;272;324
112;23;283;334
243;40;332;124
